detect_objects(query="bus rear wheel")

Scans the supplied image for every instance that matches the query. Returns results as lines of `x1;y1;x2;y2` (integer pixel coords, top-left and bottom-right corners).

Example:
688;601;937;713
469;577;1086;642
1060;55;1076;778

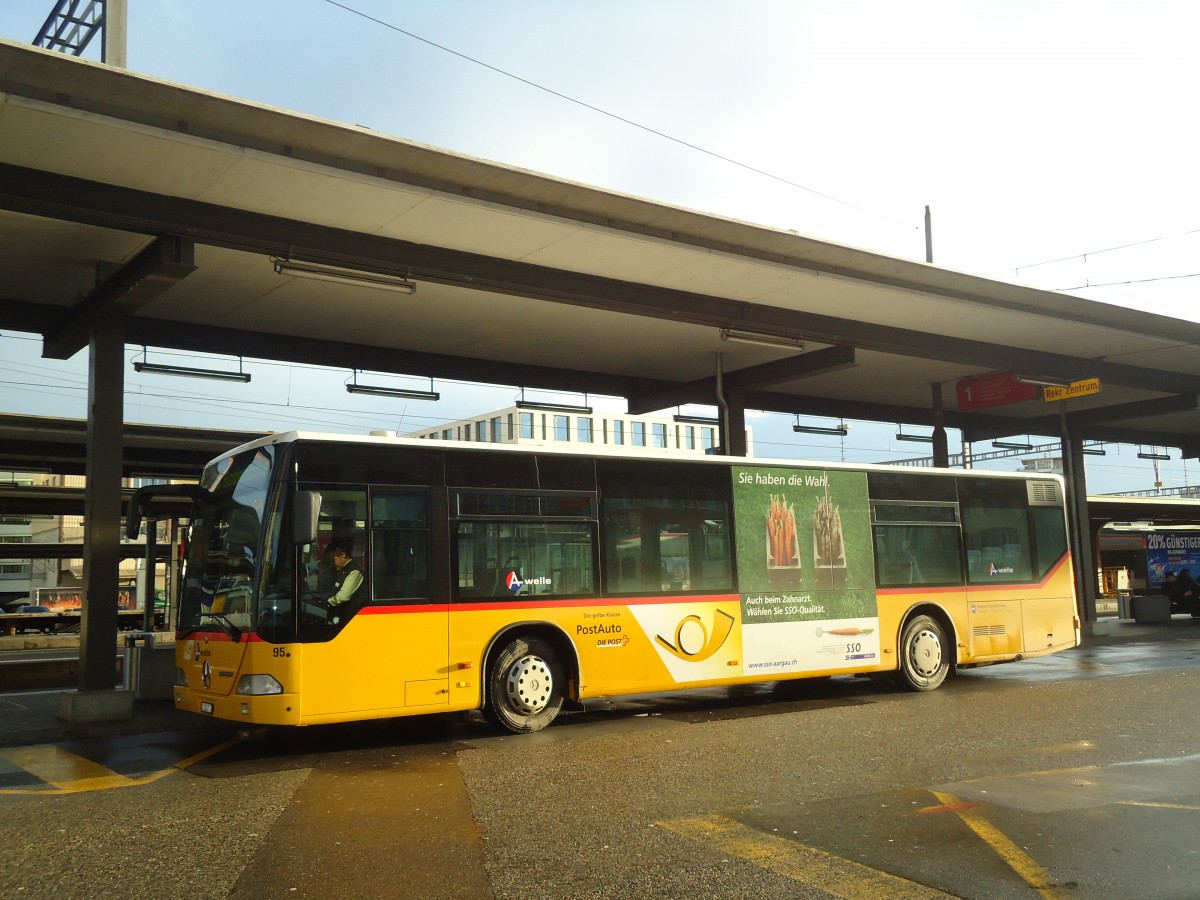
897;614;949;691
484;636;565;734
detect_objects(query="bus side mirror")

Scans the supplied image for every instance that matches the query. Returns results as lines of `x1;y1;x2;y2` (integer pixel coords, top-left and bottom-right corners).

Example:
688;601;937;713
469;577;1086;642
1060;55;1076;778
294;491;322;545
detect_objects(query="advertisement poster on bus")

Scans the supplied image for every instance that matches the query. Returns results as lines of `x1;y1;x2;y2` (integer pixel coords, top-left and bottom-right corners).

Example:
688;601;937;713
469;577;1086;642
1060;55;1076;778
1145;531;1200;586
732;465;879;675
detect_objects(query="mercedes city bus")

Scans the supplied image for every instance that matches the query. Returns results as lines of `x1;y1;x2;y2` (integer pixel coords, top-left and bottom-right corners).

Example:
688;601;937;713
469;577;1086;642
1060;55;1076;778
127;432;1080;734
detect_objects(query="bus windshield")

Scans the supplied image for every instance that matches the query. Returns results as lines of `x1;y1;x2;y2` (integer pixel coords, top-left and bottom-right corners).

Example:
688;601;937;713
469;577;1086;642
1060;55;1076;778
178;445;276;638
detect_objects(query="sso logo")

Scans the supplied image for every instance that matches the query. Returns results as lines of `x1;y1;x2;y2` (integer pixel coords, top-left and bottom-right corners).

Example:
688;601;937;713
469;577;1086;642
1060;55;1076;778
505;571;523;593
655;609;735;662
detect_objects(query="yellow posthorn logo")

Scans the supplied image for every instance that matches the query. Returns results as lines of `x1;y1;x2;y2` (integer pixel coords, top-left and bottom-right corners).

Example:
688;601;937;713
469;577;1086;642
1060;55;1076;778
656;609;735;661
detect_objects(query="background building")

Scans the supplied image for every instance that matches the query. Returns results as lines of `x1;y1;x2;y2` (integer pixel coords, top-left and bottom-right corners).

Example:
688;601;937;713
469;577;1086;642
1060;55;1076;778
405;406;752;457
0;470;147;612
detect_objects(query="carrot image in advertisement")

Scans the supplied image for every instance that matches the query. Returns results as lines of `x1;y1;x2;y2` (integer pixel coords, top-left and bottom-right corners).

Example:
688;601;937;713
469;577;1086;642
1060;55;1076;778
766;494;801;587
768;494;796;566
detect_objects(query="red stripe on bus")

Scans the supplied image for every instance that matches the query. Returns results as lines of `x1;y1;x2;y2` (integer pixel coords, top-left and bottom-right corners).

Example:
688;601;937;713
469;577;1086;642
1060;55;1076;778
185;555;1070;631
356;594;739;615
358;603;449;616
456;593;740;613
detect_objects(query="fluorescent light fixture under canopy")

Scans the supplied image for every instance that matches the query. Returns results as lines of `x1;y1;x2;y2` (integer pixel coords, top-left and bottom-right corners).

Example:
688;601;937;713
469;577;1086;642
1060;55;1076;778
992;439;1034;450
272;257;417;295
793;416;848;436
895;426;934;443
133;347;250;383
514;389;592;415
346;371;439;401
515;400;593;414
1015;375;1070;388
1137;448;1171;460
719;328;804;350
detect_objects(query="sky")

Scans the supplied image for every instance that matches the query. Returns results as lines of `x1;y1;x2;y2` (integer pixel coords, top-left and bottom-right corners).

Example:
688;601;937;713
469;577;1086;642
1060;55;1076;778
1;0;1198;494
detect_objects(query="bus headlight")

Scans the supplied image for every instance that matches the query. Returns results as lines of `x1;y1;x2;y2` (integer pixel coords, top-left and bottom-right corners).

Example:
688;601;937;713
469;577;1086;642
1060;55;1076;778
236;674;284;695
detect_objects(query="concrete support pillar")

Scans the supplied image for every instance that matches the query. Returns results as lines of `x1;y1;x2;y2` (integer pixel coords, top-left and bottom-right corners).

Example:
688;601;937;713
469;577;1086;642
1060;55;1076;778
142;516;157;630
723;389;748;457
713;352;747;457
102;0;128;68
168;517;180;630
931;383;949;468
1060;411;1097;624
64;315;130;721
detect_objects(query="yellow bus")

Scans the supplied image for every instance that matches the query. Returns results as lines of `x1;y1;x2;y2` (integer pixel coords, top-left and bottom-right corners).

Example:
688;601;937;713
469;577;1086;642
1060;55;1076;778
129;432;1080;734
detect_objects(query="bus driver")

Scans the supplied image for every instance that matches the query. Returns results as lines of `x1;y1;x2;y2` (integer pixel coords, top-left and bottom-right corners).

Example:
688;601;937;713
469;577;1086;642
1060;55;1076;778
325;543;364;617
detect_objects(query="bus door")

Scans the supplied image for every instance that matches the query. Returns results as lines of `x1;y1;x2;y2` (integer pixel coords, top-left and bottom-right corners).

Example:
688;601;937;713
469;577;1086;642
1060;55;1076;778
300;487;447;719
961;481;1039;657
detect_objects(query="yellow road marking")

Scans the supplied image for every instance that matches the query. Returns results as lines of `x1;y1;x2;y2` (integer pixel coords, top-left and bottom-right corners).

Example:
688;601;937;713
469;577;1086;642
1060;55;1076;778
659;814;951;899
1;745;132;792
175;736;244;771
930;790;1062;899
0;735;243;796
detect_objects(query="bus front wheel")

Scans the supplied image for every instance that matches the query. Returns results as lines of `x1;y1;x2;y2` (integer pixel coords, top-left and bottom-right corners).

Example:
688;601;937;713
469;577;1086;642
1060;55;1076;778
484;636;565;734
897;614;949;691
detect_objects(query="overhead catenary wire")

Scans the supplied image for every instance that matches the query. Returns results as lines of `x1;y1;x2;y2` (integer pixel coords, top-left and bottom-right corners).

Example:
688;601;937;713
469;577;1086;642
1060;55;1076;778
997;226;1200;276
0;343;601;436
318;0;910;229
1054;271;1200;291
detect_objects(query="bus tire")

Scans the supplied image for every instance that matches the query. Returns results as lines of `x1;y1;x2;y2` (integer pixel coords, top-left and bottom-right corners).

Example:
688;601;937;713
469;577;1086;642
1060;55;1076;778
897;614;949;691
484;635;565;734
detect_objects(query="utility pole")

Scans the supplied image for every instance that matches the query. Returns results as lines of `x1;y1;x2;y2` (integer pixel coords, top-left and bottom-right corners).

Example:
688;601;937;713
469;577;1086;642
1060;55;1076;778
924;205;933;263
104;0;127;68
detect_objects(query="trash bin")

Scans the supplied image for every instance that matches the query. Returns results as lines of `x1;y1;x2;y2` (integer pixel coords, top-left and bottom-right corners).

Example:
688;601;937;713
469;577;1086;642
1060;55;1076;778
1131;594;1171;624
1117;589;1132;620
124;632;175;700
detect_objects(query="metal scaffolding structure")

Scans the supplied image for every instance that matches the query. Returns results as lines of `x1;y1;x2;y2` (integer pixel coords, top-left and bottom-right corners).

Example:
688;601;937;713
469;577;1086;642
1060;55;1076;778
32;0;106;57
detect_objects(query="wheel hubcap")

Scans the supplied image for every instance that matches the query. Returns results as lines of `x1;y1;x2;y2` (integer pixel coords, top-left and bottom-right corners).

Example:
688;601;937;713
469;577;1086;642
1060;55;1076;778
909;629;942;678
505;654;553;715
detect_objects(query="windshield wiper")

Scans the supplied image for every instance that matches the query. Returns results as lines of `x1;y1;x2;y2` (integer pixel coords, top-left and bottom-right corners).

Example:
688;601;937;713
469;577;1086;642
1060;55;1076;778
179;611;241;641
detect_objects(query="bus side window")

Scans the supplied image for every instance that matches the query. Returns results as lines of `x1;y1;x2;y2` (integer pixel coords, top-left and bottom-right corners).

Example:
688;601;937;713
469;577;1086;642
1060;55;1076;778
958;479;1034;584
371;490;430;601
454;520;594;599
599;469;732;596
1031;506;1068;579
869;499;962;587
873;523;962;587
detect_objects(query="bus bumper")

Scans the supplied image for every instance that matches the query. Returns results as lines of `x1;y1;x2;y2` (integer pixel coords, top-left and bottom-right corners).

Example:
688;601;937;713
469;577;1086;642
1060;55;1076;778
174;687;301;726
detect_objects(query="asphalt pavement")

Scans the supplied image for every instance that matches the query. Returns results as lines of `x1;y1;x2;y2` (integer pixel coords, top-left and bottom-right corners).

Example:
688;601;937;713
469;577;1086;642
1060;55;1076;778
0;615;1195;750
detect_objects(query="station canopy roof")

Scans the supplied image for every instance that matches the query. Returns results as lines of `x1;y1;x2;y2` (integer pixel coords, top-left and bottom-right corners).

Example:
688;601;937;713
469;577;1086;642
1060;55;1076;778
2;39;1199;457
